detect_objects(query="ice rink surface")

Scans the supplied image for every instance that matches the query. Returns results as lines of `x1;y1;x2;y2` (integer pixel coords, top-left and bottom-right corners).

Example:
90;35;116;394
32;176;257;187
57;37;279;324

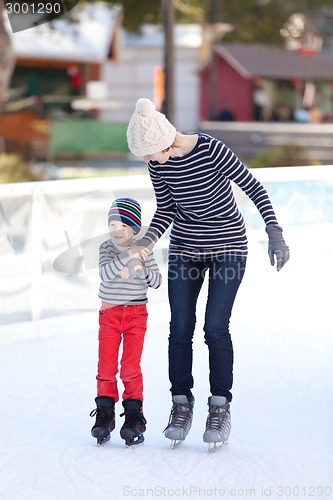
0;167;332;499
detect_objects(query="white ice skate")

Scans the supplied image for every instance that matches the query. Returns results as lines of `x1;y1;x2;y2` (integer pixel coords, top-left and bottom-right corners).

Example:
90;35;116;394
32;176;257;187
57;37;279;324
203;396;231;452
164;395;194;448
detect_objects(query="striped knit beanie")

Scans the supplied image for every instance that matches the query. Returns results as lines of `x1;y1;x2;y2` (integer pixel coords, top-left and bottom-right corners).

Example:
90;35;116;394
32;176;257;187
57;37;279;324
108;198;141;234
127;98;177;157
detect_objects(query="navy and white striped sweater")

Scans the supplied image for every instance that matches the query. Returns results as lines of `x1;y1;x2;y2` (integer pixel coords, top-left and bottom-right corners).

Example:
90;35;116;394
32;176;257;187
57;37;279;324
144;133;278;258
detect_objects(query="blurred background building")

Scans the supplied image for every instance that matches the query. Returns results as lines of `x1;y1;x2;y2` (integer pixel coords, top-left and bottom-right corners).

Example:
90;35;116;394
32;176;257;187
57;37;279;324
0;0;333;171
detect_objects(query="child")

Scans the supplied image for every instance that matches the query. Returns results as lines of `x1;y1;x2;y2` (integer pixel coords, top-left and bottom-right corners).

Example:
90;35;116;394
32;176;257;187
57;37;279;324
90;197;162;446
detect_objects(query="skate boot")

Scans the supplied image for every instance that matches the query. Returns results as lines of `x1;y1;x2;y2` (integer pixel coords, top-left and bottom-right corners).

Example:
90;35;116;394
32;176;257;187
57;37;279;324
90;396;115;445
120;399;147;446
203;396;231;451
164;395;194;447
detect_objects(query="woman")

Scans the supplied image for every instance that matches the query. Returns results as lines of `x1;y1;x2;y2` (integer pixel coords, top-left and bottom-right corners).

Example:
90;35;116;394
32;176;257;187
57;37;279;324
126;98;289;448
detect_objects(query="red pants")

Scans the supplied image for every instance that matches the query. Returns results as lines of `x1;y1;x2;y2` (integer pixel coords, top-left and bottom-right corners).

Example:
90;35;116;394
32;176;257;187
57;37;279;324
96;303;148;402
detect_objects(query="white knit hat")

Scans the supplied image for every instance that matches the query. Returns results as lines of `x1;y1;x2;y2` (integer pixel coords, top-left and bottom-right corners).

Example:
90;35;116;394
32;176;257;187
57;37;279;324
127;98;177;157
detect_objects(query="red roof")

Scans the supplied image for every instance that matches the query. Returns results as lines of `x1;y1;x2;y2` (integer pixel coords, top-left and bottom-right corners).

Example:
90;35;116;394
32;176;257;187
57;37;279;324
204;43;333;80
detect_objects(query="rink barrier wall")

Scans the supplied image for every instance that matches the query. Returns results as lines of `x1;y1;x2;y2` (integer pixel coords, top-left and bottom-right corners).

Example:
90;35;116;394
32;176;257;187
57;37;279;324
0;165;332;326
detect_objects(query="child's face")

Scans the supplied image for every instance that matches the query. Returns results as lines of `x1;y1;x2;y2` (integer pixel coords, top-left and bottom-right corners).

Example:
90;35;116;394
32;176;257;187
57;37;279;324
109;220;135;247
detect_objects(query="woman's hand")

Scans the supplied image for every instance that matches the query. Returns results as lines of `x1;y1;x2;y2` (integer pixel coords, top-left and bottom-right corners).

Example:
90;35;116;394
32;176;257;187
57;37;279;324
127;245;149;261
265;224;290;271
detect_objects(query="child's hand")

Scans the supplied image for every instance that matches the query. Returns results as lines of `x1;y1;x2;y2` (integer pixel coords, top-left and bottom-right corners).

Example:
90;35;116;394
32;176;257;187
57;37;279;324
127;258;146;279
140;247;149;261
120;266;130;279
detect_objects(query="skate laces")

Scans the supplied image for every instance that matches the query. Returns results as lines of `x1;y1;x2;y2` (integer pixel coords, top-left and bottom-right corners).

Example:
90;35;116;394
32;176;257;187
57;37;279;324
164;402;193;431
120;409;146;429
206;405;229;431
90;407;114;427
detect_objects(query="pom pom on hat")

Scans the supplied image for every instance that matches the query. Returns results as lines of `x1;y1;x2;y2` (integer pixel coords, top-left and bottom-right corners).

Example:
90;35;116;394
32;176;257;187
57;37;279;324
108;198;141;234
136;98;156;115
127;98;177;157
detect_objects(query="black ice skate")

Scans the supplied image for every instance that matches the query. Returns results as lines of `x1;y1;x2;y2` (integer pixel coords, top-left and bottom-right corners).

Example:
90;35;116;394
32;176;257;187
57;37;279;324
120;399;147;446
203;395;231;452
90;396;115;446
164;395;194;448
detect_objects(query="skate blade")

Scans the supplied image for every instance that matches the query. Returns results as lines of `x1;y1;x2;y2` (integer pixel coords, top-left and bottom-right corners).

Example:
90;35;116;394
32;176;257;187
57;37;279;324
207;441;228;453
170;439;183;449
125;434;145;447
96;435;110;446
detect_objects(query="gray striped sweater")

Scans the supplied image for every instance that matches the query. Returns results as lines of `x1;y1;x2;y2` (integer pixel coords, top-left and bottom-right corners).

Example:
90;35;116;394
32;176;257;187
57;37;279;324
98;238;162;305
144;133;278;258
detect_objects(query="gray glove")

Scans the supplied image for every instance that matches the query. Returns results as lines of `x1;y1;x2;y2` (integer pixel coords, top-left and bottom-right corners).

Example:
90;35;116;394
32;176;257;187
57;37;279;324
136;237;154;250
127;258;146;279
265;224;290;271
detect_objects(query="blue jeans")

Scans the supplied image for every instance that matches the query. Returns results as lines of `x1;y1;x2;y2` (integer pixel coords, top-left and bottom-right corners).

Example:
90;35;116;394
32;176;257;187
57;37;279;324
168;254;246;402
